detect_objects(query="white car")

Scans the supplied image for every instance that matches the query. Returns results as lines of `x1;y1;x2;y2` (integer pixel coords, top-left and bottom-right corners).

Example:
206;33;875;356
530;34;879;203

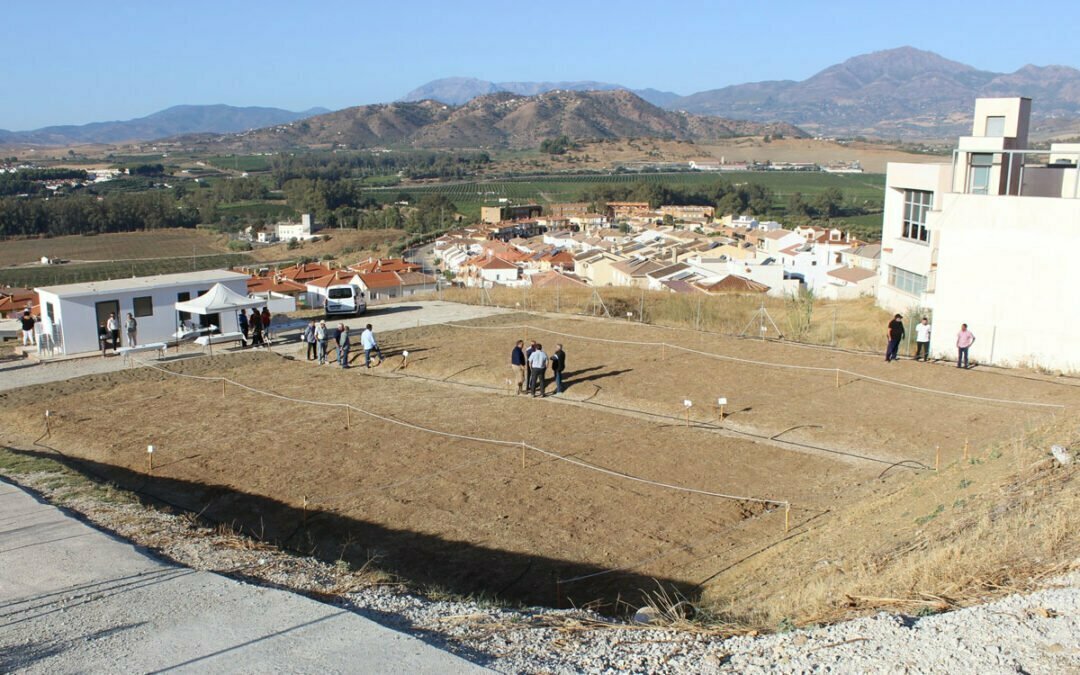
324;285;367;317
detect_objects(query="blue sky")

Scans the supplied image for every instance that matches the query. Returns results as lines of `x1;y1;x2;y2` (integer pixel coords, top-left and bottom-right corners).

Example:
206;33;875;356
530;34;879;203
2;0;1078;130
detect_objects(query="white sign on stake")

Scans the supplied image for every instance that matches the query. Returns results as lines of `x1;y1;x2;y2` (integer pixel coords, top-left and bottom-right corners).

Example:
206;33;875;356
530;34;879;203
402;350;409;357
147;445;154;454
683;399;693;408
718;397;728;406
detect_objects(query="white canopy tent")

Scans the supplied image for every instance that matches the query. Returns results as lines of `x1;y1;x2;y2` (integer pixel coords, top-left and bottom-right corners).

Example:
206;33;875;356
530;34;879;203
174;283;266;353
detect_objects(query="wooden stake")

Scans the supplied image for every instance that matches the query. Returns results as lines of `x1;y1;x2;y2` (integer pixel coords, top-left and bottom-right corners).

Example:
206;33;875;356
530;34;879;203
521;441;526;469
346;406;351;430
835;368;840;389
784;503;791;533
221;378;226;398
302;495;308;525
963;438;969;461
685;407;690;428
935;446;941;472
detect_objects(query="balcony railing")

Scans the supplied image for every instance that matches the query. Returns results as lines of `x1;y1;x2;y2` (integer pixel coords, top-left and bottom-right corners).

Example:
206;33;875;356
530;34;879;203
951;148;1080;199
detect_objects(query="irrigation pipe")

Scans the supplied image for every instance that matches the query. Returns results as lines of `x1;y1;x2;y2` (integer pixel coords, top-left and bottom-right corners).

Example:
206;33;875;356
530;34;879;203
129;357;789;508
445;322;1066;410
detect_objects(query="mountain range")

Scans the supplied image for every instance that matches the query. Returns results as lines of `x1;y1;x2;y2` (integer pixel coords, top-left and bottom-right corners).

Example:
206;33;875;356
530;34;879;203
401;47;1080;138
4;47;1080;147
399;77;681;108
195;90;805;152
0;105;330;146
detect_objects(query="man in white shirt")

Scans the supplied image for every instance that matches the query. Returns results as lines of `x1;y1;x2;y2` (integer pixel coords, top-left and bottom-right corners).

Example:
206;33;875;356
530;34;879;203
914;317;932;362
528;344;549;397
360;323;384;368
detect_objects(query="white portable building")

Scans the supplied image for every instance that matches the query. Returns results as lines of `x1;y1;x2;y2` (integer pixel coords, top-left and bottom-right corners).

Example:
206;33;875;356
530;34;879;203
35;270;252;355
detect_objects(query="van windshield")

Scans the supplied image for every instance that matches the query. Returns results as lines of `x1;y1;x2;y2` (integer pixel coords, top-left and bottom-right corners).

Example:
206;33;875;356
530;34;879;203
328;288;354;299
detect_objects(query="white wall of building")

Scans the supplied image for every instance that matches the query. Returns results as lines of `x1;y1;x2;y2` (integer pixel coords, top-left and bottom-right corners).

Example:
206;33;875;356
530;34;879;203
932;194;1080;372
38;272;249;355
877;162;952;313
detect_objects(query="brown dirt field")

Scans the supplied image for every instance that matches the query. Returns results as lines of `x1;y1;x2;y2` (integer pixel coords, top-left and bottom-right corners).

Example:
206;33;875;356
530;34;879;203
0;229;229;266
0;313;1075;615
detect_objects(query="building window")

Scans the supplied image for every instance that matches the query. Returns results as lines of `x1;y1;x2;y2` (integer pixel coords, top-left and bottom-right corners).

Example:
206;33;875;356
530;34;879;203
969;153;993;195
985;116;1006;137
133;296;154;317
902;189;933;242
888;265;927;296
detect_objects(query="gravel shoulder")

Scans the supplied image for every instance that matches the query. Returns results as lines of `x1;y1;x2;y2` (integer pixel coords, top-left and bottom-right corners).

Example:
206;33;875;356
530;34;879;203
2;466;1076;674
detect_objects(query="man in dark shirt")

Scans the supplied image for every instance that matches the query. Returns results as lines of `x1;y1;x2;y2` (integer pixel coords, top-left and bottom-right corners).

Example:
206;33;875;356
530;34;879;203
510;340;526;394
551;344;566;394
524;340;538;392
885;314;905;362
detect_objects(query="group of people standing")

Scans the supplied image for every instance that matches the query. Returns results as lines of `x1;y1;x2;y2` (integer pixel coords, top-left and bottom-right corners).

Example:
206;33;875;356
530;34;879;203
510;340;566;397
97;312;138;351
885;314;977;369
238;307;273;348
304;320;384;369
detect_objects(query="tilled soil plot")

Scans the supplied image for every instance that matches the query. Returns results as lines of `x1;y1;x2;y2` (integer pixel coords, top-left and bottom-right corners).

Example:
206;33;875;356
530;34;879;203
2;313;1075;609
369;313;1077;467
0;352;867;608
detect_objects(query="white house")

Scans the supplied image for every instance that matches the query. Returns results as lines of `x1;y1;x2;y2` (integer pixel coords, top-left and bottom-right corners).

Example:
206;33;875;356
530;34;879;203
276;213;319;241
35;270;251;355
877;96;1080;371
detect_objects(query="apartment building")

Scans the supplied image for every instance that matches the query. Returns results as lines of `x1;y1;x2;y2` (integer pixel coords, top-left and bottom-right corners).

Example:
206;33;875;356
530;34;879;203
877;97;1080;371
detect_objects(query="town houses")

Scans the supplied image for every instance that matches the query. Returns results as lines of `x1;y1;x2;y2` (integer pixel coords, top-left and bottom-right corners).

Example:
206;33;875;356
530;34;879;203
433;201;876;299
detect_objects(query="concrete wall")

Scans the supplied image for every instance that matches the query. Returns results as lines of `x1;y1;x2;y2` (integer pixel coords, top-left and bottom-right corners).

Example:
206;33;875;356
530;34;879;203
932;193;1080;372
42;279;247;355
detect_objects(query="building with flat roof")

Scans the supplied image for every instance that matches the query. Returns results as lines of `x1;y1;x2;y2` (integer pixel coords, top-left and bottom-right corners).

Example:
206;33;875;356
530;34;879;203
36;270;251;355
877;97;1080;371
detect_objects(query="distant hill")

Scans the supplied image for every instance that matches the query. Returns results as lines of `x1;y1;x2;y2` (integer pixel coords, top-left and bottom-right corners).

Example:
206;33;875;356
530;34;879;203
667;47;1080;138
199;90;804;152
0;104;331;146
400;77;680;108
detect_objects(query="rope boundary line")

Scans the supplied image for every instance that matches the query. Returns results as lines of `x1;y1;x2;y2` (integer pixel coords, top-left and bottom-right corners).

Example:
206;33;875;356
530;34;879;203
127;357;790;508
444;322;1066;410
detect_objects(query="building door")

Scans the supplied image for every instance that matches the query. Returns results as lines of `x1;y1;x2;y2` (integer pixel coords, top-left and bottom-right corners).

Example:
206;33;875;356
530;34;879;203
94;300;120;348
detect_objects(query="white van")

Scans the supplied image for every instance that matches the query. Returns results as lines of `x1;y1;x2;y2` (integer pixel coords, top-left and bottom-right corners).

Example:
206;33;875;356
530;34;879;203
324;284;367;317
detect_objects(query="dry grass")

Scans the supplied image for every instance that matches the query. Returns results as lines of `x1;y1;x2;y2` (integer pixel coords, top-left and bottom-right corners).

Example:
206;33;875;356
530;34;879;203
246;228;405;264
698;415;1080;630
439;286;890;353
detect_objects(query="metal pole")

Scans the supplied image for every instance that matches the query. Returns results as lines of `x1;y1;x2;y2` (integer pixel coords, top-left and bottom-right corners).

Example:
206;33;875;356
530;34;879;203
989;325;996;365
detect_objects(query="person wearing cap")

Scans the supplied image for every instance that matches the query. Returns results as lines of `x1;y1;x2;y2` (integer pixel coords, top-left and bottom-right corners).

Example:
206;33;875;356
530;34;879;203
885;313;905;362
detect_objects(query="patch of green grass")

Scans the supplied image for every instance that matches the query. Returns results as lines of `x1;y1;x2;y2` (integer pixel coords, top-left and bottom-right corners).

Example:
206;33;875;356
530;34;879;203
206;155;273;172
915;504;945;526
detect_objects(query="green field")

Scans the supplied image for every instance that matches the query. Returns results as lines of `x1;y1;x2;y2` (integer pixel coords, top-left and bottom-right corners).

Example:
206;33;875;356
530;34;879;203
217;201;297;220
206;155;274;172
361;171;887;219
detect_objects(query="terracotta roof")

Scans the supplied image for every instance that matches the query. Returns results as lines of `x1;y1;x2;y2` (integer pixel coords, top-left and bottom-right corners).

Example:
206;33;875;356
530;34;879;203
395;271;438;286
247;276;308;294
827;266;878;283
698;274;770;293
278;262;333;282
306;270;358;289
529;270;589;289
357;271;402;289
472;256;518;270
350;257;421;274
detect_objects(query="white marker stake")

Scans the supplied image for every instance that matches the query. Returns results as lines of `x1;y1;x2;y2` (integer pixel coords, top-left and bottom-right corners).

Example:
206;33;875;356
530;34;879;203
718;397;727;423
402;349;410;369
147;444;155;472
683;399;692;427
